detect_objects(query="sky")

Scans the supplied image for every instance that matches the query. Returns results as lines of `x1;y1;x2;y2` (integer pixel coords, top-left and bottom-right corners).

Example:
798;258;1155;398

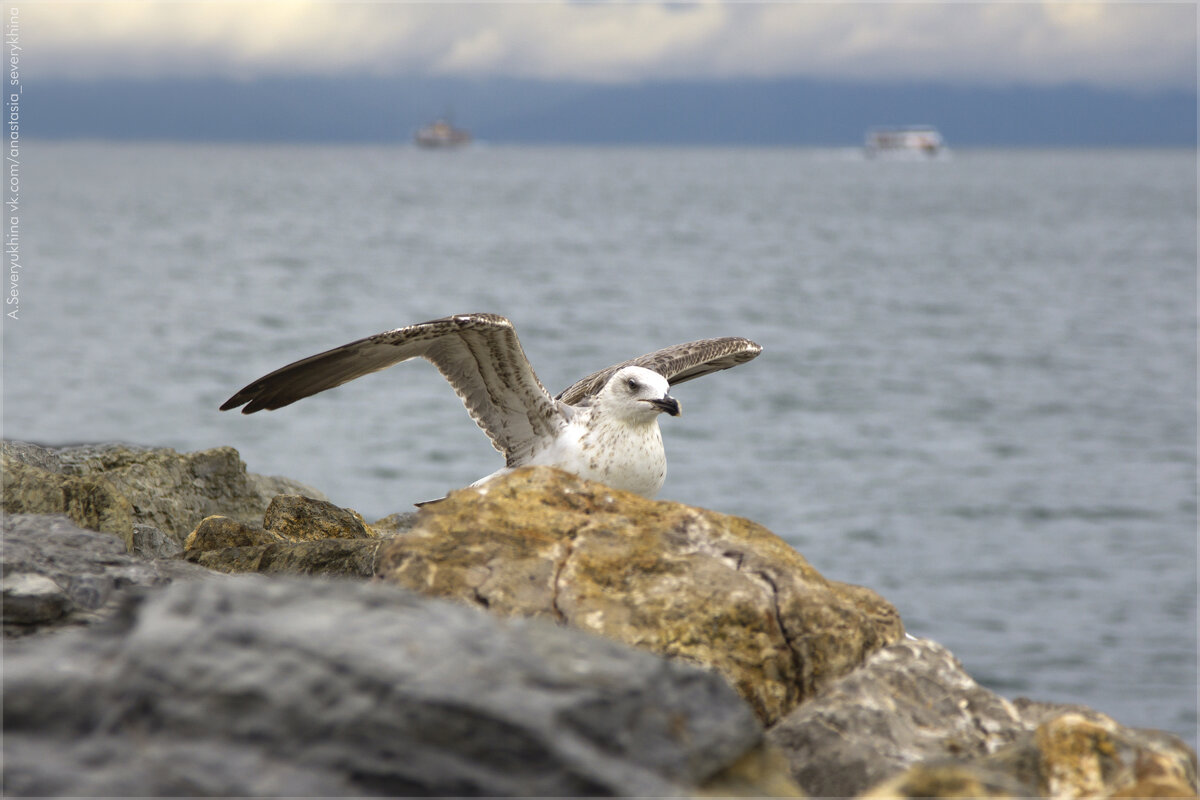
15;2;1199;145
25;2;1196;90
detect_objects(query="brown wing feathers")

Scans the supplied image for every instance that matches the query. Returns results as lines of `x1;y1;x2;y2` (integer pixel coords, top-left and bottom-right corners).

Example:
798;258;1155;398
220;314;509;414
554;336;762;405
220;314;565;463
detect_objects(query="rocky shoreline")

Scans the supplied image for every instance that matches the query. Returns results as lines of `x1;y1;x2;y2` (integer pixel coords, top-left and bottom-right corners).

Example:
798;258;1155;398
2;441;1196;797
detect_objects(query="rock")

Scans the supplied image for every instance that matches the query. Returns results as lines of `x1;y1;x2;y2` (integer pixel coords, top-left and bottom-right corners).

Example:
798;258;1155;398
129;524;183;559
5;444;1191;798
766;637;1199;798
3;738;362;797
1;440;326;549
376;467;904;725
1;573;74;625
370;510;419;536
181;500;384;578
183;538;384;578
1;514;216;636
184;515;283;552
697;744;808;797
1;456;135;541
900;710;1200;800
767;637;1029;796
858;762;1030;798
1;574;796;797
986;704;1198;799
2;440;62;472
261;494;375;541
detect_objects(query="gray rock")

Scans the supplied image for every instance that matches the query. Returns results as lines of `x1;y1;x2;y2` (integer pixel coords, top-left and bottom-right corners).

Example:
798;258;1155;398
1;573;73;625
3;738;360;797
2;574;765;797
766;637;1032;797
371;510;420;535
0;440;62;472
129;523;183;559
1;514;216;635
766;637;1199;798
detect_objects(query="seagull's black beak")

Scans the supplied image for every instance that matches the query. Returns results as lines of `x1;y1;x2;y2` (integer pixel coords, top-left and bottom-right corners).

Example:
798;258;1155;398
646;395;681;417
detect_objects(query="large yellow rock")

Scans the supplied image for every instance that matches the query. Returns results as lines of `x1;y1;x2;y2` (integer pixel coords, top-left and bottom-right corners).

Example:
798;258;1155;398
375;466;903;724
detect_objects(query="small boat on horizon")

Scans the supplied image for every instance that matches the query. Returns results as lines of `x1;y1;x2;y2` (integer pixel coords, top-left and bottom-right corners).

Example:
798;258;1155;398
865;126;946;159
414;118;472;149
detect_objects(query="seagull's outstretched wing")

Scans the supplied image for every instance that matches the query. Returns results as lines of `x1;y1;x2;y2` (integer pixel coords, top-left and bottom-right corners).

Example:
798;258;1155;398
555;337;762;406
220;313;565;466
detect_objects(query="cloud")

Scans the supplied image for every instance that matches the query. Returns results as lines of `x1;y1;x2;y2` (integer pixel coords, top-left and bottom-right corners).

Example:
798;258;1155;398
23;2;1197;90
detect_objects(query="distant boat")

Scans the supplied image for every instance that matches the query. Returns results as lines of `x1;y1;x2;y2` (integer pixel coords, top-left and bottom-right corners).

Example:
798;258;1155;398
414;119;471;149
865;126;946;159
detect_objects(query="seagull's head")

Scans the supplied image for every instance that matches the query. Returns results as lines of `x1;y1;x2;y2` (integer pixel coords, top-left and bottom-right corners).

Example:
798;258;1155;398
603;366;681;423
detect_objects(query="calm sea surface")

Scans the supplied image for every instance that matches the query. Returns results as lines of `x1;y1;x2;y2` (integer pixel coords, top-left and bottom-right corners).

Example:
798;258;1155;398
5;142;1196;746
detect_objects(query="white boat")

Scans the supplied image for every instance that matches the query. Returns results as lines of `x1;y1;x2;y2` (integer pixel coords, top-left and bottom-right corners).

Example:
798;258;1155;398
865;126;946;159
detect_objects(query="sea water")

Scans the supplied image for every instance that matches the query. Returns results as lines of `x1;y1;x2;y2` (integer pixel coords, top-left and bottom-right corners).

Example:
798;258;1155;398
5;142;1195;746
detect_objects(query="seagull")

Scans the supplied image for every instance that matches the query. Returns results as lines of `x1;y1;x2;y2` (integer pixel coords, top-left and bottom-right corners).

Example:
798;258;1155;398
220;313;761;498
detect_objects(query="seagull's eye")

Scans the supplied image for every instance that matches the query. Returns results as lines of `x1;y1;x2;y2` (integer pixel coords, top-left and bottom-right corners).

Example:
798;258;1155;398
626;377;640;391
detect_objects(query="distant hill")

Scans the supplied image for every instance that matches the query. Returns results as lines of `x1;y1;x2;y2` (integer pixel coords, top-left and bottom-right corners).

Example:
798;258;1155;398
28;75;1196;146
